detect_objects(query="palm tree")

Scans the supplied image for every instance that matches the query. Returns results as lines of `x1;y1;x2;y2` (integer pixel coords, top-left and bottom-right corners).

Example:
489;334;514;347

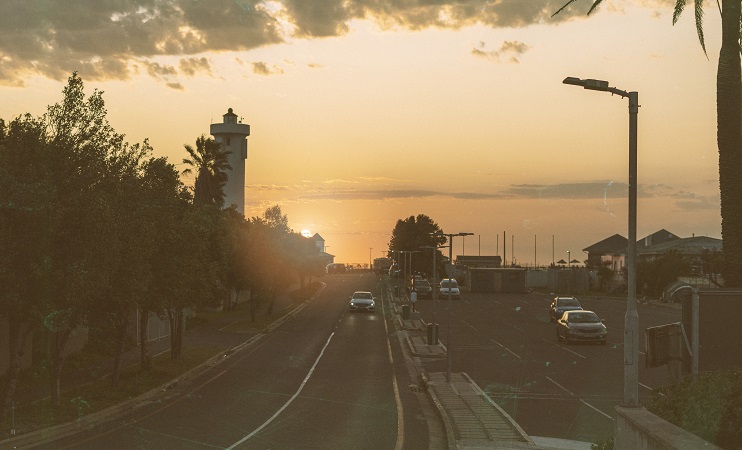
182;134;232;207
554;0;741;287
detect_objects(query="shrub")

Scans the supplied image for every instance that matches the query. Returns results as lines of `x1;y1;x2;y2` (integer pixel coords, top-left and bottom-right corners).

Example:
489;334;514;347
646;369;742;449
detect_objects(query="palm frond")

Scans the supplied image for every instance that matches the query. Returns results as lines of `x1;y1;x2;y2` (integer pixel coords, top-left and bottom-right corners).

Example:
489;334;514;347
695;0;707;56
672;0;687;25
586;0;604;15
551;0;579;18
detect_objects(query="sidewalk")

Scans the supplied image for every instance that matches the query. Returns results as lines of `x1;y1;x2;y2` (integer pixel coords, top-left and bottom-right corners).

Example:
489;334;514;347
388;282;592;450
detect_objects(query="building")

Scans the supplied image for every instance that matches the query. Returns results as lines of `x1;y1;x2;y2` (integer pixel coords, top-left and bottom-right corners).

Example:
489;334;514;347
455;255;502;269
312;233;334;265
210;108;250;215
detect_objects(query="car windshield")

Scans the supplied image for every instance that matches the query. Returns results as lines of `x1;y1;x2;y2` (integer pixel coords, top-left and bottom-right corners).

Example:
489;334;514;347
441;280;458;288
353;292;373;300
417;281;430;287
568;312;600;323
559;299;580;307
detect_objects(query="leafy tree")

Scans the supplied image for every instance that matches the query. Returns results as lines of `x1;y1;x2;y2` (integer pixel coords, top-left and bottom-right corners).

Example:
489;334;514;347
182;134;231;208
388;215;446;278
0;113;48;423
554;1;742;287
637;251;692;298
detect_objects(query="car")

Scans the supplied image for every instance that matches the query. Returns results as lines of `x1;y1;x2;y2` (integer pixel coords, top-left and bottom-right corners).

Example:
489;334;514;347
413;279;433;299
326;263;346;275
388;264;400;276
439;278;460;299
549;296;583;322
349;291;376;313
556;310;607;345
407;274;425;291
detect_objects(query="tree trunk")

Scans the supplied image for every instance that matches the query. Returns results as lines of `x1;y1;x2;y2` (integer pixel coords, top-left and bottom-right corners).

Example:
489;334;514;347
110;315;129;388
49;328;72;407
717;0;742;287
167;308;183;360
139;309;151;371
0;318;32;423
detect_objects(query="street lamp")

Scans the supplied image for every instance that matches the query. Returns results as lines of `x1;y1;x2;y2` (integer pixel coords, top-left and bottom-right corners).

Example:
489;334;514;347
421;244;449;347
563;76;639;407
567;250;571;269
369;247;373;271
435;231;474;383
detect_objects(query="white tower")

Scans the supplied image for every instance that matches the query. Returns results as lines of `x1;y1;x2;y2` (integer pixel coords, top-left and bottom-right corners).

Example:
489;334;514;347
210;108;250;215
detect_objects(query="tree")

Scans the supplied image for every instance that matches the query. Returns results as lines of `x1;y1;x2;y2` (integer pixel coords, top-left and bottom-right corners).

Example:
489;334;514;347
554;1;742;287
181;134;231;208
388;215;446;277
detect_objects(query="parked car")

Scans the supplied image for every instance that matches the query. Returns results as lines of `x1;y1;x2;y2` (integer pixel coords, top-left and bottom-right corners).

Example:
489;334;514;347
326;263;346;275
408;274;425;291
439;278;460;299
388;264;400;276
549;296;583;322
556;310;607;345
349;291;376;313
413;279;433;299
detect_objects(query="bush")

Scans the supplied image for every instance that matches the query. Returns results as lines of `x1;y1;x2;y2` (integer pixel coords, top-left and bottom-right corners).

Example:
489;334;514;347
646;369;742;449
290;281;323;302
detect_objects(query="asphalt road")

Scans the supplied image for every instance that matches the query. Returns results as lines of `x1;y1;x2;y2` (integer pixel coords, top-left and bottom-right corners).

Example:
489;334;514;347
41;273;428;450
414;289;681;444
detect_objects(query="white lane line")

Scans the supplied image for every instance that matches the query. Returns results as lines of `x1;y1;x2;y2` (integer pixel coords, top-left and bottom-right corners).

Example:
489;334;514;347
227;332;336;449
461;319;480;333
545;376;574;396
382;292;405;450
542;339;587;359
490;339;522;359
639;382;654;391
580;399;614;421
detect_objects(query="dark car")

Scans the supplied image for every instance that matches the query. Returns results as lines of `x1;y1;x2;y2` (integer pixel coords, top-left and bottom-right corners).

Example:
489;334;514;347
413;279;433;299
326;263;346;275
349;291;376;313
549;296;583;322
556;310;607;345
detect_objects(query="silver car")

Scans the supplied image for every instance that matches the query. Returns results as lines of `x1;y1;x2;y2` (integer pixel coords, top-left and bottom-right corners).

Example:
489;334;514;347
556;310;607;345
349;291;376;313
549;296;583;322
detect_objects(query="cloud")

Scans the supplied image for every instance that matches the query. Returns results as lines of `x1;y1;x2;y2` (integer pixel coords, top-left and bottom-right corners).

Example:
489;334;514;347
471;40;531;63
179;57;212;76
252;61;284;75
0;0;593;85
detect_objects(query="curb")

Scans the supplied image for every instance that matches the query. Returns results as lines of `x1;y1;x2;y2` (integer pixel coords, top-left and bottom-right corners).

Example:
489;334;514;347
461;372;535;446
420;372;457;450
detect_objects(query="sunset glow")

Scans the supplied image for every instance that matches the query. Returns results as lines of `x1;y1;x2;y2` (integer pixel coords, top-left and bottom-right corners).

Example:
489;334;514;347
0;0;723;265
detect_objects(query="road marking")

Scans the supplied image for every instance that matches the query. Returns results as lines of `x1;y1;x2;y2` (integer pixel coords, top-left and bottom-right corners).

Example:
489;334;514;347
542;339;587;359
382;291;405;450
227;332;336;449
546;376;574;396
461;319;480;332
579;399;614;421
639;382;654;391
490;339;522;359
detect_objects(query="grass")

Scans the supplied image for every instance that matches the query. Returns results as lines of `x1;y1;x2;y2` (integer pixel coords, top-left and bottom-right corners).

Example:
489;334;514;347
0;346;223;439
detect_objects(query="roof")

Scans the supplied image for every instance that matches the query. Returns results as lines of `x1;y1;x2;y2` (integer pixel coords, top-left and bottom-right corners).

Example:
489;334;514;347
583;234;628;253
312;233;324;242
638;236;722;256
638;229;680;248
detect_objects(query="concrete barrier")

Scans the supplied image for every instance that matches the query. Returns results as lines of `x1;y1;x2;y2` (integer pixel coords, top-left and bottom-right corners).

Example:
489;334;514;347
614;406;722;450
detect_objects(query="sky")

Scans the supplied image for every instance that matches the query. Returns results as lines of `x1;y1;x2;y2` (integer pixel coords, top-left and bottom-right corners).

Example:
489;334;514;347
0;0;724;266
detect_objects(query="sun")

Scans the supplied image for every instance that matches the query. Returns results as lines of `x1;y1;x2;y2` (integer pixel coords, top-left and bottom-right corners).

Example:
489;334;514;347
300;229;312;238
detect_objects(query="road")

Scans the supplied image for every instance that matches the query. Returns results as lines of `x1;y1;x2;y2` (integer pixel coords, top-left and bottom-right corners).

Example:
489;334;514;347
414;289;681;444
41;273;430;450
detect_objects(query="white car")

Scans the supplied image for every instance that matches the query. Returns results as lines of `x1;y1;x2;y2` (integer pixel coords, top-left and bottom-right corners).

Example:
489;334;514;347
439;279;460;299
349;291;376;313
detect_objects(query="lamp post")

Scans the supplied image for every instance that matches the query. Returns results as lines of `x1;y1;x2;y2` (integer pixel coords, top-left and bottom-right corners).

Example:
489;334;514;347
567;250;571;269
435;231;474;383
369;247;373;271
563;76;639;407
422;244;448;347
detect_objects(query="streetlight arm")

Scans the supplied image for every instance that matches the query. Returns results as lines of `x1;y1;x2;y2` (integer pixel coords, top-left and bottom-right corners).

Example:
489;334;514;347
563;76;629;98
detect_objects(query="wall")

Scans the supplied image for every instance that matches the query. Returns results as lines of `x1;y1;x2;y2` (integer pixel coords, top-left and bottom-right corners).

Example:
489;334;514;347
614;406;721;450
